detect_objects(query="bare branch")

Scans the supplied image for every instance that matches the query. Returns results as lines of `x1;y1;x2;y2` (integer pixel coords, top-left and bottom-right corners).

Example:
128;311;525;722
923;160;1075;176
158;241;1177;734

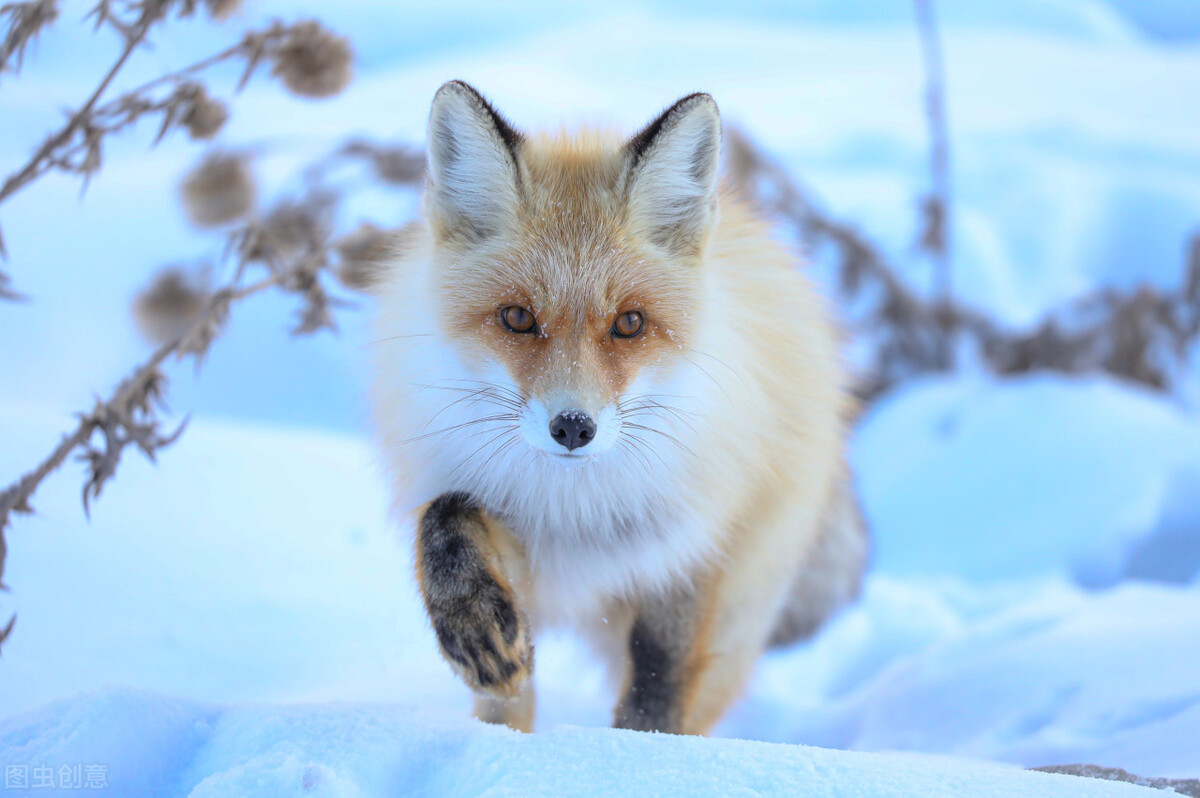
914;0;953;366
725;128;1200;402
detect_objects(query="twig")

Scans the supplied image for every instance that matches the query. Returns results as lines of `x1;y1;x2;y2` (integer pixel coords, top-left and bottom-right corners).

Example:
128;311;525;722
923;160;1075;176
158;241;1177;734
0;2;156;206
914;0;953;367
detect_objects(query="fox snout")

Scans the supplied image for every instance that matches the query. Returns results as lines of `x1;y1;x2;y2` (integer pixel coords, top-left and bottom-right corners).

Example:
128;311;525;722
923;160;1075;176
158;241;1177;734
549;410;596;451
518;394;619;458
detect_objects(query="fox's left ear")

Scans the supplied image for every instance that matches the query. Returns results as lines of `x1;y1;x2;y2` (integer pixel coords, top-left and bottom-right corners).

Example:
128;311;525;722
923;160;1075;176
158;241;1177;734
623;93;721;255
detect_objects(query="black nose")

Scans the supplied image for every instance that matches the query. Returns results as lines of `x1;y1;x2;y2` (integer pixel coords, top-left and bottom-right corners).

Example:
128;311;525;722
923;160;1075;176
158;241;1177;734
549;411;596;451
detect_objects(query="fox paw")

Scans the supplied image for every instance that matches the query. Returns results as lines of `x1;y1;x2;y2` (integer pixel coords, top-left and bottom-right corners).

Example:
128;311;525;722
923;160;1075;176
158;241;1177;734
430;584;532;697
419;493;533;697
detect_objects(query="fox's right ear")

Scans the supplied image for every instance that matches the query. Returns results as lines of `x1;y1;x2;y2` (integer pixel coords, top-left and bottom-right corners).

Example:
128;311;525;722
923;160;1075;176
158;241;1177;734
425;81;523;242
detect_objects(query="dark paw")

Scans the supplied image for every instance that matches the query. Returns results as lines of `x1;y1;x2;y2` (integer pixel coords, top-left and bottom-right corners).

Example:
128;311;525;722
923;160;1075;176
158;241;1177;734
419;493;532;697
430;587;532;697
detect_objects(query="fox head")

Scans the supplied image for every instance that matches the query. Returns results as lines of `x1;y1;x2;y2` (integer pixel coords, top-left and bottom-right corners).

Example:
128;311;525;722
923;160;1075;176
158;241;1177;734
413;80;722;465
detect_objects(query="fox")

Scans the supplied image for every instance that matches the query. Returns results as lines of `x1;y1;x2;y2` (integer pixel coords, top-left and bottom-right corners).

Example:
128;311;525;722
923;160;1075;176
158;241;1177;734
368;80;868;735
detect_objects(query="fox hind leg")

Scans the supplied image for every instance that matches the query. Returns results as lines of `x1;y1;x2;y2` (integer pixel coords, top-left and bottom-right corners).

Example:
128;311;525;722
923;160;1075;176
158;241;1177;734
416;492;535;727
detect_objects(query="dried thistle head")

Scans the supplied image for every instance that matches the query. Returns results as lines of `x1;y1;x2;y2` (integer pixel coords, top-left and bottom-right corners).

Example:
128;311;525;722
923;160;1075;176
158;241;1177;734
133;266;212;345
181;151;255;227
270;20;353;99
241;194;334;270
336;222;395;291
342;140;425;186
203;0;241;20
1;0;59;75
176;82;228;140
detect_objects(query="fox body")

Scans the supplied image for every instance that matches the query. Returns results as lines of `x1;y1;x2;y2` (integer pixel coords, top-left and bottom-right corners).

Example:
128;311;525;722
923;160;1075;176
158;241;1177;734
369;81;868;734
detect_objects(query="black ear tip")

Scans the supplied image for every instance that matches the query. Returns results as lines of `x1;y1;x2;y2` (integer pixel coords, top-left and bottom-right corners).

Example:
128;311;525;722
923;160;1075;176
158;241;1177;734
434;80;482;103
428;80;525;159
626;92;721;165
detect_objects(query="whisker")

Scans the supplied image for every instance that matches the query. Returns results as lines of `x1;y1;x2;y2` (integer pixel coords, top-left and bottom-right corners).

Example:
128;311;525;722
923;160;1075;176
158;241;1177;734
422;387;502;429
413;383;522;404
623;422;697;458
680;355;729;399
618;392;695;408
439;379;525;404
421;388;522;431
447;426;518;480
477;435;522;473
397;414;517;446
622;431;671;469
618;439;654;472
621;404;698;435
362;333;435;348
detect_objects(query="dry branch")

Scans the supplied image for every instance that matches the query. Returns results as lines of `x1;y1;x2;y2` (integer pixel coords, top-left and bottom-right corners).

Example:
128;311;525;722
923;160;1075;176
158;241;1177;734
914;0;953;367
0;7;353;295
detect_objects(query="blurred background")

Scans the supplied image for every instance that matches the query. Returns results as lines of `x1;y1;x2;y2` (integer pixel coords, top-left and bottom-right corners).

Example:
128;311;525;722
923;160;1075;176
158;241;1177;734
1;0;1198;785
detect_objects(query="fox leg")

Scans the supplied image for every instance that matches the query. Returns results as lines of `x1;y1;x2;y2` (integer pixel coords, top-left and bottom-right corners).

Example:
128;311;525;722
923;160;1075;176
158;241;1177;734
612;586;702;733
473;682;535;733
416;492;535;730
614;505;826;735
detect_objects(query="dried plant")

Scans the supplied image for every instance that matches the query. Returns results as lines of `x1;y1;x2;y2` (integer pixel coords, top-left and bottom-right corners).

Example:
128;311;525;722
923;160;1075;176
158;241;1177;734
174;82;229;140
268;19;352;99
133;265;214;345
335;221;398;291
1032;764;1200;797
0;8;355;296
912;0;953;368
203;0;240;21
181;151;256;227
338;138;426;186
0;4;364;649
723;128;1200;402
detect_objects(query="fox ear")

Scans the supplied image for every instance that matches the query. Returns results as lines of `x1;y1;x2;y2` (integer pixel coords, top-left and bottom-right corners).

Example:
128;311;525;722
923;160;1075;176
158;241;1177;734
623;93;721;254
426;81;523;242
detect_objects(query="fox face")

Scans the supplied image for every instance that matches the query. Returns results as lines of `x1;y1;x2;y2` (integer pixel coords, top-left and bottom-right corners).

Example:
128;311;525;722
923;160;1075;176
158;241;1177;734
424;82;721;463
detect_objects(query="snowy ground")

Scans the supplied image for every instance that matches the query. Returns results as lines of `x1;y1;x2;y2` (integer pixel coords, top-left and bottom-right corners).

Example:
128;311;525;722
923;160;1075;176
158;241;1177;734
2;0;1199;795
2;376;1198;794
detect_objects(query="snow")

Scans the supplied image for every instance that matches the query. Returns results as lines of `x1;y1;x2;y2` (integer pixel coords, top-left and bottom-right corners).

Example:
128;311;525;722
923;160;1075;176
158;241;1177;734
0;692;1167;798
856;375;1200;584
3;0;1200;795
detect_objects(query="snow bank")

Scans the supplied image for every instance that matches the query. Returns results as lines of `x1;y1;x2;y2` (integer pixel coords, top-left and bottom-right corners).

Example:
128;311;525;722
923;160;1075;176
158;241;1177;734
856;375;1200;584
727;577;1200;779
0;691;1164;797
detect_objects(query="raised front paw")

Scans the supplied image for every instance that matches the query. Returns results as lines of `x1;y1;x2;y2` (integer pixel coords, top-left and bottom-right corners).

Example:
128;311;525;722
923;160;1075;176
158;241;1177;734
418;492;533;697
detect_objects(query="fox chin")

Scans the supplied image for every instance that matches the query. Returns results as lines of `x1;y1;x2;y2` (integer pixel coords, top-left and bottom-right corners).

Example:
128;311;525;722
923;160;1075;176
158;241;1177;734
367;80;869;735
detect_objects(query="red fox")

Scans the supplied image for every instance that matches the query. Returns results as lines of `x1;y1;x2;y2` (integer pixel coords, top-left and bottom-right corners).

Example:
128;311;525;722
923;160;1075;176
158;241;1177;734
369;81;868;735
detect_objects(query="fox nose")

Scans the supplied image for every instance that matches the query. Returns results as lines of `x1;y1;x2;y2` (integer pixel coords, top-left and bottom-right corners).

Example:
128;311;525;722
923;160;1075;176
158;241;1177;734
549;411;596;451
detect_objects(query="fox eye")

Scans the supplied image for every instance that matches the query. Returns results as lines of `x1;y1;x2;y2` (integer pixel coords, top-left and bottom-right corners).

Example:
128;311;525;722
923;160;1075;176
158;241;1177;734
612;311;644;339
500;305;537;334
